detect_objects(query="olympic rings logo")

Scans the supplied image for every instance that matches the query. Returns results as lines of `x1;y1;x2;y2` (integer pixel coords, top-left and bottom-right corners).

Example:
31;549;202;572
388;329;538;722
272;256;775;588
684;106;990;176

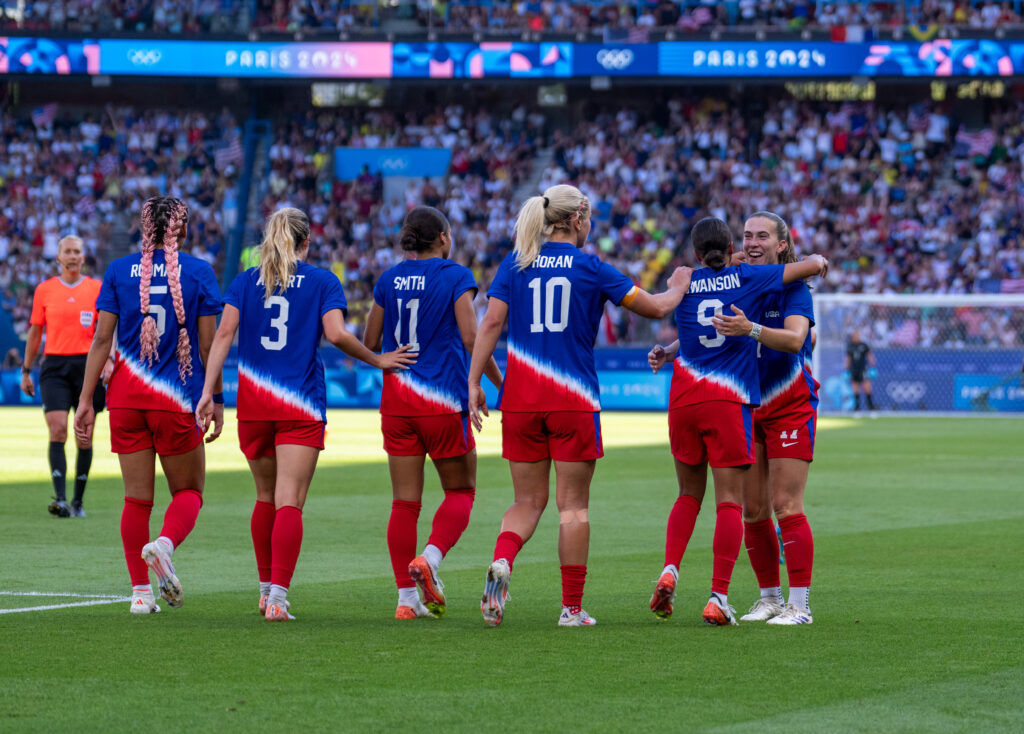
886;381;926;403
596;49;634;70
127;49;162;66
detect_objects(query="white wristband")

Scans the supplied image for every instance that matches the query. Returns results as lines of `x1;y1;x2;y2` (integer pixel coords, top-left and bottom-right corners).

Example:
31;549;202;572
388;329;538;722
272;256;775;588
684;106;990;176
749;323;763;342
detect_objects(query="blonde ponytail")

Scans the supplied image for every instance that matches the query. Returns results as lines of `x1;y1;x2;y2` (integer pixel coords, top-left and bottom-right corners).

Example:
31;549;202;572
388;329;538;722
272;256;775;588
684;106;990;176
259;207;309;301
512;184;589;270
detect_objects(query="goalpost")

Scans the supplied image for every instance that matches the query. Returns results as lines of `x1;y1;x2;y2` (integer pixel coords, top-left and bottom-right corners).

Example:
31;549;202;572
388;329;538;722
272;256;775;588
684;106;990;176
811;294;1024;415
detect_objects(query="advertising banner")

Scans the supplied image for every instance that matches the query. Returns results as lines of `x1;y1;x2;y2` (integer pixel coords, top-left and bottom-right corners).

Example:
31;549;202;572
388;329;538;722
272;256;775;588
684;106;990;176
392;41;572;78
334;148;451;180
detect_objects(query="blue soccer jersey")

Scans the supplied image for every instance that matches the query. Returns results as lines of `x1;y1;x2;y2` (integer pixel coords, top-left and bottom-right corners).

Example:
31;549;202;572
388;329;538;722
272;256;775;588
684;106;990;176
756;281;819;413
487;242;637;413
97;250;222;413
224;261;347;422
374;257;477;416
670;263;785;409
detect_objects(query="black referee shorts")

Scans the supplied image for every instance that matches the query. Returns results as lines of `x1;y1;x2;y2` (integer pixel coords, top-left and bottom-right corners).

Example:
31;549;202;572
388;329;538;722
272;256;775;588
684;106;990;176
39;355;106;414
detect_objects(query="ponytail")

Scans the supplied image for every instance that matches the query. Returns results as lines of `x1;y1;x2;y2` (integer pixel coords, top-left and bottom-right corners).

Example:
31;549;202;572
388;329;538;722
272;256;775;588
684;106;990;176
259;207;309;301
512;183;589;271
690;216;733;272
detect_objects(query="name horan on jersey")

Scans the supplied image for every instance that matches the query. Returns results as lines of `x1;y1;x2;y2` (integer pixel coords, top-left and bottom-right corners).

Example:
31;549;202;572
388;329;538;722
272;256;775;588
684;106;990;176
393;275;426;290
531;255;574;269
689;272;741;294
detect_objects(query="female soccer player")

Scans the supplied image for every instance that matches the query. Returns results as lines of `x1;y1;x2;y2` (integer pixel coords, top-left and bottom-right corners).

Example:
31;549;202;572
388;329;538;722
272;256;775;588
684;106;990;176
75;196;223;615
363;206;503;621
196;207;415;622
469;184;693;627
21;235;112;518
646;216;827;626
710;211;819;625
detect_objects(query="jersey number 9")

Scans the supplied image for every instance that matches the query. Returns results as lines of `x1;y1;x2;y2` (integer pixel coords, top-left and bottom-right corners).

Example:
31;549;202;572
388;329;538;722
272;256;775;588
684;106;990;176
697;298;725;348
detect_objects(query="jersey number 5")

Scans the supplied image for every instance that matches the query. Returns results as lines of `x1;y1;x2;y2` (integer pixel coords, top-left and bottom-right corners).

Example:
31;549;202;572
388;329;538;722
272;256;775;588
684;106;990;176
148;285;168;337
528;277;570;333
697;298;725;348
261;295;289;350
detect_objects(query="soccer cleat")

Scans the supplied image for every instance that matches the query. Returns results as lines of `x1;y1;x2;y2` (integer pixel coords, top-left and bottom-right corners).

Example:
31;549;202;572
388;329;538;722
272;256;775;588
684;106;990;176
740;597;786;622
395;601;434;620
70;501;86;518
558;607;597;627
141;541;182;608
265;601;295;621
766;603;813;625
48;499;71;518
702;594;739;626
408;555;446;618
650;571;677;620
259;595;268;615
129;590;160;615
480;559;511;627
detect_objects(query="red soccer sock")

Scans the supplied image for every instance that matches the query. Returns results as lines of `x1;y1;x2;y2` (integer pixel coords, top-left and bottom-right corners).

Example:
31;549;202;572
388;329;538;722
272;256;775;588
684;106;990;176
121;497;153;586
387;499;421;588
779;513;814;588
744;518;781;589
493;530;525;568
158;488;203;548
560;564;587;611
711;502;743;595
250;500;276;584
270;505;303;589
427;487;475;555
664;495;701;568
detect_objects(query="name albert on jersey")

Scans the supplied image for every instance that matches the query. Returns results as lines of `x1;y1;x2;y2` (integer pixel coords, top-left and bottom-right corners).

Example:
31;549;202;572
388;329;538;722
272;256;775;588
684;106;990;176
226;262;347;423
374;258;477;416
756;281;819;413
488;242;636;413
671;263;785;409
98;250;222;413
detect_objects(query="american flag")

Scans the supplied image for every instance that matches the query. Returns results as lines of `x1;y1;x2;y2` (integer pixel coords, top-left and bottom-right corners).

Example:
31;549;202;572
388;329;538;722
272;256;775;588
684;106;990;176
956;128;996;157
1000;278;1024;294
214;135;244;172
31;103;58;128
74;195;96;216
908;105;929;132
627;27;649;44
98;153;118;176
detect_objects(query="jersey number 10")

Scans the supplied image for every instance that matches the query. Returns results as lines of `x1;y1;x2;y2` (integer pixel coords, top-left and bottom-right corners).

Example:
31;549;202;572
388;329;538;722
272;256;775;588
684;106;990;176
528;277;571;333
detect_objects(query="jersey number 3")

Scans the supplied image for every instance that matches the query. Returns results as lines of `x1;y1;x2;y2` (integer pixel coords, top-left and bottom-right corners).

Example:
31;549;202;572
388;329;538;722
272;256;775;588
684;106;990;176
261;295;289;350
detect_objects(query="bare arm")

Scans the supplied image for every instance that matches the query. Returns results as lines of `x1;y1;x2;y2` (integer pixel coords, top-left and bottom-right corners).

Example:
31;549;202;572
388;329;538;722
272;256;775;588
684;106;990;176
74;311;117;444
454;291;502;389
363;302;384;352
468;298;508;430
782;255;828;284
20;324;43;396
322;308;416;370
712;307;809;354
621;266;693;319
196;307;237;437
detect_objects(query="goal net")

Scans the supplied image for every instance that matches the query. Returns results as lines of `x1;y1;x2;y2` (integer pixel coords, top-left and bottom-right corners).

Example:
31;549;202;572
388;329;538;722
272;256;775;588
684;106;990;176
811;294;1024;414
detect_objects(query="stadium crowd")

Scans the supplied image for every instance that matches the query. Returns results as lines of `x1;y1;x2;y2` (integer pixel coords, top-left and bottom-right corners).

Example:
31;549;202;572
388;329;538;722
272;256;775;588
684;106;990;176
5;1;1021;34
3;93;1024;347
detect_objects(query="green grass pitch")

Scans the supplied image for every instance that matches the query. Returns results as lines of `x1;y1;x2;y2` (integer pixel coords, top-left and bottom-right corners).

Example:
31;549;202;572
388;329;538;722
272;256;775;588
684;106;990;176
1;407;1022;732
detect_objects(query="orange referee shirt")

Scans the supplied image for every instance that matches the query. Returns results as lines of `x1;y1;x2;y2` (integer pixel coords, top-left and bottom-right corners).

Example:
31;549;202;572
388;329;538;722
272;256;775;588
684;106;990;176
29;276;103;355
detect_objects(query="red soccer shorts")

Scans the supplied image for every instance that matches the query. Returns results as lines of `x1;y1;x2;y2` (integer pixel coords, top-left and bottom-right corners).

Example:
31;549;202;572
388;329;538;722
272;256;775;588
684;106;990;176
381;412;475;459
753;402;816;461
501;411;603;462
668;401;754;468
109;408;202;456
238;419;325;460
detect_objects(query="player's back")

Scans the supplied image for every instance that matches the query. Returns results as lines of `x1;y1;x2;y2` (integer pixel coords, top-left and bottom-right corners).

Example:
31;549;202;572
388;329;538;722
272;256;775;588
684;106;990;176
756;281;818;412
226;261;347;422
489;242;635;413
671;263;784;408
375;257;477;415
98;250;222;412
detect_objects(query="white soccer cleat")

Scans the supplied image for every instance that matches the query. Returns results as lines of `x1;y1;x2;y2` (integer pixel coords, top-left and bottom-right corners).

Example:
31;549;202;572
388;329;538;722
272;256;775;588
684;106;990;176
129;590;160;615
702;593;739;626
481;559;511;626
740;597;786;622
766;603;813;625
141;540;182;608
558;607;597;627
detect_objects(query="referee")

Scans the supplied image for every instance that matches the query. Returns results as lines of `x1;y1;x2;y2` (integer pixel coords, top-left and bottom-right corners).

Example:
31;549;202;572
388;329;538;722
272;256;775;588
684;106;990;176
21;236;113;518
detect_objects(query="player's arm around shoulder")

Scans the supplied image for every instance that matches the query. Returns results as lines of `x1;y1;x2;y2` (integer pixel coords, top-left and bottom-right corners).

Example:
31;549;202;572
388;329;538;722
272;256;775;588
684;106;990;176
622;266;693;319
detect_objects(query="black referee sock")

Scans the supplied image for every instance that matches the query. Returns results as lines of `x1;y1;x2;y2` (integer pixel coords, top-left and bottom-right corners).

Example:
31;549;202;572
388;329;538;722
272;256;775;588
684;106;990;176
48;442;67;502
73;448;93;506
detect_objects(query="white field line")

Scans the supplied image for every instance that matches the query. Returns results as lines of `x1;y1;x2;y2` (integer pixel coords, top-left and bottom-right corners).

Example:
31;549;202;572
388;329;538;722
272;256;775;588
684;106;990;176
0;590;130;615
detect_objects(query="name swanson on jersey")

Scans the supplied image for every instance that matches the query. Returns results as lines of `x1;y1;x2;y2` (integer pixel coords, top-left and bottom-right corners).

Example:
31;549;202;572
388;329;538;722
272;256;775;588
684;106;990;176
689;272;742;294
